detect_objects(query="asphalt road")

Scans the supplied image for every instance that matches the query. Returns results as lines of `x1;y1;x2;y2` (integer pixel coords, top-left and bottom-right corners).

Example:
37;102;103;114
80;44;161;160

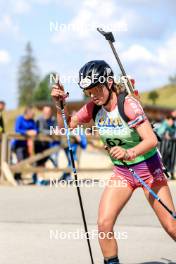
0;181;175;264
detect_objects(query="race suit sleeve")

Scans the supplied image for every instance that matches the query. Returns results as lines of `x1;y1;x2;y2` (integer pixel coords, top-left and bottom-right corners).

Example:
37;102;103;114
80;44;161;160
124;96;147;128
75;101;95;124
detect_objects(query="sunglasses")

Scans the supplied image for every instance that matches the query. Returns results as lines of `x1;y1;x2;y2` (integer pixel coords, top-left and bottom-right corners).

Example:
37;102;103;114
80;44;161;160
83;84;104;97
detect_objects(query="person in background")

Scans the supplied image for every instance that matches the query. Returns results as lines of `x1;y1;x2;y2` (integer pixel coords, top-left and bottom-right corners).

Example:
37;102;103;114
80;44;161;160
171;110;176;139
156;115;175;140
0;101;5;134
12;106;38;184
36;105;60;167
156;114;176;179
36;106;56;135
34;105;60;185
59;111;87;182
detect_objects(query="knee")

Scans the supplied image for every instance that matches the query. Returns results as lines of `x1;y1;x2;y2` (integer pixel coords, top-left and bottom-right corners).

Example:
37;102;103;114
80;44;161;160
97;217;114;233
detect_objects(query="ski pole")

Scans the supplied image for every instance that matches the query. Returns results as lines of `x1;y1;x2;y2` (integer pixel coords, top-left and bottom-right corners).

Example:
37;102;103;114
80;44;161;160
98;27;171;179
104;146;176;220
59;99;94;264
97;27;134;95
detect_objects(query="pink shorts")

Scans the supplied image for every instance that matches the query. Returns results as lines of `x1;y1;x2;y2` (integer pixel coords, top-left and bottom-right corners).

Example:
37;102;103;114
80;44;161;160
111;153;168;190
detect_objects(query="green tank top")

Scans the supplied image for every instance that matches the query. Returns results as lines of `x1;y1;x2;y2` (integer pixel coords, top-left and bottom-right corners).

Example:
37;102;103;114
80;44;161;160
94;105;157;165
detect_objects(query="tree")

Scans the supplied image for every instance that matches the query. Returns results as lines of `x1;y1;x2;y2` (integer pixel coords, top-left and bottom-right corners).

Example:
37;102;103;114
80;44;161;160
33;73;54;103
18;42;40;106
148;90;159;105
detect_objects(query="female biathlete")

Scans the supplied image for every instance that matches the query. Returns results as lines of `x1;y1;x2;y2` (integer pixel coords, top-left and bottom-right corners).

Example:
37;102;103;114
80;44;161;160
51;60;176;264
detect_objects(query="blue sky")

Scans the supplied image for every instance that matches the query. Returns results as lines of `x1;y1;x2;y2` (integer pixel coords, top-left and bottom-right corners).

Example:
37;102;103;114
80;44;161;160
0;0;176;109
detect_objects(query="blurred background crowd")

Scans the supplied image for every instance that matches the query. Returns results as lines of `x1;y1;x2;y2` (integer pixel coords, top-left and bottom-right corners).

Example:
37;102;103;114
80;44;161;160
0;96;176;185
1;0;176;185
0;102;88;185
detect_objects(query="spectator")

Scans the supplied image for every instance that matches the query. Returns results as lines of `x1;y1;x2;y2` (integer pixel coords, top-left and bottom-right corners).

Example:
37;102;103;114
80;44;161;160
171;110;176;139
156;114;176;178
12;106;38;184
156;115;175;140
36;105;60;167
36;106;56;136
0;101;5;134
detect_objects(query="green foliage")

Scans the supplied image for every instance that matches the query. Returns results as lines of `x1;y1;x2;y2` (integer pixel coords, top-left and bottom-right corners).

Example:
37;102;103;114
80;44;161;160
18;42;40;106
33;72;57;103
148;90;159;105
141;84;176;107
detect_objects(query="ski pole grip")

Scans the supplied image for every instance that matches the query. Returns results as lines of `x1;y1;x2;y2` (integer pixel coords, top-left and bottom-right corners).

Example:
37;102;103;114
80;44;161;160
59;92;69;110
60;100;64;110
